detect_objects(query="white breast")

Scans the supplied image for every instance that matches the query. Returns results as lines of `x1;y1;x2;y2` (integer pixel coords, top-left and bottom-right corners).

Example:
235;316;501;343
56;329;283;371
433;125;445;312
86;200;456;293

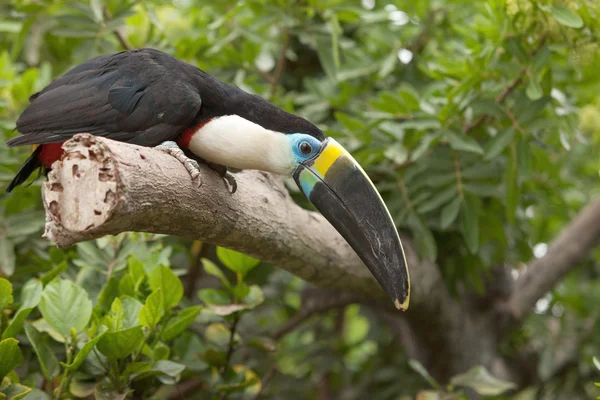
187;115;295;175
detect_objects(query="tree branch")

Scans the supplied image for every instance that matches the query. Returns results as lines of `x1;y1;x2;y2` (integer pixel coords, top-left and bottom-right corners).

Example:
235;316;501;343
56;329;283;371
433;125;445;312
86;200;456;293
273;289;366;340
41;134;434;307
508;199;600;320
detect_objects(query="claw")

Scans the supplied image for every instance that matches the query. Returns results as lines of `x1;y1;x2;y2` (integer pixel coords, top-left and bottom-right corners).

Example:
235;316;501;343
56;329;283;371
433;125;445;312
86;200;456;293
223;171;237;194
156;141;203;187
201;160;237;194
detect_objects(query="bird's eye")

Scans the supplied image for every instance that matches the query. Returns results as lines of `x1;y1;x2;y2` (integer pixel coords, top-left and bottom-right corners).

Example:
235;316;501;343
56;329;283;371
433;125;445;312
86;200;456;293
299;141;313;155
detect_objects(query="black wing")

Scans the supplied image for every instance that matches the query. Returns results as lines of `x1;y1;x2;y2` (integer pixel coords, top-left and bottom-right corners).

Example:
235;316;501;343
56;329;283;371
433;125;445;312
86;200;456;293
6;49;202;147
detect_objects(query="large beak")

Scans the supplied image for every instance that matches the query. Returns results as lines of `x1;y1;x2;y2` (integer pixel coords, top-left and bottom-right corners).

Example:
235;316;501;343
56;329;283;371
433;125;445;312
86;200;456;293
293;138;410;310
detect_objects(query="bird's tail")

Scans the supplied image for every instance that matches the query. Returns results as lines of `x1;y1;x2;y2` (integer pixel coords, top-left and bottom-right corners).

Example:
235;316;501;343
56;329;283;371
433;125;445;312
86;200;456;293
6;146;43;193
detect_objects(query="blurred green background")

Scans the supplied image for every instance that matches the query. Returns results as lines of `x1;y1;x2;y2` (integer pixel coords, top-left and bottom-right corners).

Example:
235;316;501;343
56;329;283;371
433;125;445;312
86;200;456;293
1;0;600;399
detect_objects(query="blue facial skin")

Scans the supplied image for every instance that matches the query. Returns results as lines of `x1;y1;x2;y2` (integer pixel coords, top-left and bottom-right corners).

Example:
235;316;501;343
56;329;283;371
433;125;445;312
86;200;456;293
288;134;322;164
288;134;324;198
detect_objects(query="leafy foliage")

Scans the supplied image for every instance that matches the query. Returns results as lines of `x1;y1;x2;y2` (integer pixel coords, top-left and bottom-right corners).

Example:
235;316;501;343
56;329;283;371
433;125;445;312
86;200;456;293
0;0;599;398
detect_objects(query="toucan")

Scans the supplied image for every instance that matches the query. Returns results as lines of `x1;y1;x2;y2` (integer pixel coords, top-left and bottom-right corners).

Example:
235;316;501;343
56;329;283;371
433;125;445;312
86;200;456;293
5;48;410;310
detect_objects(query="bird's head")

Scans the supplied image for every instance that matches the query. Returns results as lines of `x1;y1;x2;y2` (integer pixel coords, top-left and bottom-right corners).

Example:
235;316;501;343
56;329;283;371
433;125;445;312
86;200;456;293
190;115;410;310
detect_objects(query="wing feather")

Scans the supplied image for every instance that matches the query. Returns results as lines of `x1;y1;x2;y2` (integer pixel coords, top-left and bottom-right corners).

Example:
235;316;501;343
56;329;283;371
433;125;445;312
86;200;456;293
7;49;202;147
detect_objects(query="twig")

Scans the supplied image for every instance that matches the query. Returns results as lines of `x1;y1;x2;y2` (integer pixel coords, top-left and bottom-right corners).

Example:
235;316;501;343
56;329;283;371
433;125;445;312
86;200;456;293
273;290;362;340
113;29;134;51
407;9;445;55
168;379;204;400
252;366;277;400
219;313;242;400
222;314;241;374
103;7;134;50
184;241;210;299
463;36;547;133
268;29;291;99
504;105;526;134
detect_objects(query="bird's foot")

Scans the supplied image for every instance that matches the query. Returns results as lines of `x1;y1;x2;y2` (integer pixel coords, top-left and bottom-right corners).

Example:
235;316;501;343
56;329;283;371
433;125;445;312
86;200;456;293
155;141;202;187
204;161;237;194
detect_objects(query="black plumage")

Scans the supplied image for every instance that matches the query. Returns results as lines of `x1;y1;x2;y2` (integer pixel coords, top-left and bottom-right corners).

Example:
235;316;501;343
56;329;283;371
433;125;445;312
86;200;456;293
7;48;324;148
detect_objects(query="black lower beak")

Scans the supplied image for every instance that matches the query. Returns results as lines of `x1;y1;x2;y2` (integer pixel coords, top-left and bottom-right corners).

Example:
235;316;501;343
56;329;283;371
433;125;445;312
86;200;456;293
293;139;410;310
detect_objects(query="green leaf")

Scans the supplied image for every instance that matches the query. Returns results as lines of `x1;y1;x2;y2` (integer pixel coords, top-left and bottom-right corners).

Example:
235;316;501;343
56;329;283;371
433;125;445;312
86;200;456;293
24;324;59;380
440;197;461;229
97;326;144;360
446;132;484;155
129;360;186;384
0;279;13;310
139;290;165;329
516;96;549;125
532;46;551;73
94;384;128;400
407;214;437;261
90;0;104;22
118;274;135;297
0;339;23;382
152;359;185;377
69;380;95;398
161;306;202;341
470;99;504;119
408;359;439;389
148;266;183;311
335;112;364;131
450;365;516;396
378;50;398;78
551;5;583;28
20;279;43;309
202;259;231;288
152;341;170;361
460;195;480;254
411;133;440;161
316;36;337;81
526;78;543;101
416;186;458;214
247;337;276;352
343;305;369;345
484;128;515;160
17;388;49;400
128;256;146;284
384;143;408;164
63;332;106;372
38;279;92;339
97;276;120;311
0;239;15;276
0;383;31;400
2;307;34;340
121;297;143;329
105;298;125;332
30;319;64;343
241;285;264;310
504;37;528;64
593;356;600;371
123;361;151;379
216;247;260;277
205;323;231;347
198;289;231;306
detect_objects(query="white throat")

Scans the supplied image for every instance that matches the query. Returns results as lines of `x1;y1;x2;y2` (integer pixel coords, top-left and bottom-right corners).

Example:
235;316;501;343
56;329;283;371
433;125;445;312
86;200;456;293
186;115;295;175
